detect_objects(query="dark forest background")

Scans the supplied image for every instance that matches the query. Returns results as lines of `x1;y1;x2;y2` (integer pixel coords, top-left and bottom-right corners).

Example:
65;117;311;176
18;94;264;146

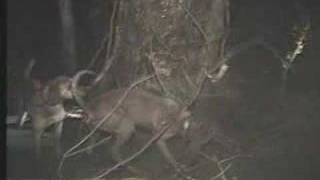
6;0;320;179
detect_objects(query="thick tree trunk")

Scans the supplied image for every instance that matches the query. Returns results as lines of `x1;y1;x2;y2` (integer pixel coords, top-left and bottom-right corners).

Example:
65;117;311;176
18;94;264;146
110;0;230;104
59;0;76;74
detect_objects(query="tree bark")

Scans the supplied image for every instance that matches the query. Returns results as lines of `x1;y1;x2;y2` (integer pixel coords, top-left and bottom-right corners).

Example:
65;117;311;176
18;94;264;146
109;0;229;104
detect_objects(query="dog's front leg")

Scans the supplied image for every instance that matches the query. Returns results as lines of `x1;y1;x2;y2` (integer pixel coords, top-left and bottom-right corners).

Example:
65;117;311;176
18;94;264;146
33;129;43;159
54;121;64;157
156;139;179;168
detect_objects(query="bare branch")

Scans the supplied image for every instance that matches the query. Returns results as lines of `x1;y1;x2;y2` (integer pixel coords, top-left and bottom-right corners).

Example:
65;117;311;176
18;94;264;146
187;68;207;107
182;68;197;90
87;0;119;69
211;163;232;180
205;64;229;83
258;40;287;68
105;0;119;60
199;152;234;180
92;1;121;86
179;3;209;43
148;41;171;97
218;154;241;165
65;136;111;158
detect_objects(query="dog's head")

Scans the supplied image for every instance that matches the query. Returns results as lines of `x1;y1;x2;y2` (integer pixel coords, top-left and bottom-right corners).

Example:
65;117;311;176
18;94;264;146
42;76;73;104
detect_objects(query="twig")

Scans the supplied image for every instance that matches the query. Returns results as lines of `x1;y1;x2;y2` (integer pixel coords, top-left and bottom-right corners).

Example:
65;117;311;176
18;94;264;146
179;3;209;42
92;2;121;86
217;0;230;60
218;154;241;165
211;163;232;180
188;28;261;108
205;64;229;83
202;35;265;82
187;68;207;107
184;160;212;173
180;0;236;106
105;0;119;61
148;40;171;97
92;55;115;86
57;74;155;176
188;152;250;174
66;136;111;158
87;32;107;70
182;68;197;90
149;32;198;95
199;152;233;180
87;0;119;69
258;40;287;68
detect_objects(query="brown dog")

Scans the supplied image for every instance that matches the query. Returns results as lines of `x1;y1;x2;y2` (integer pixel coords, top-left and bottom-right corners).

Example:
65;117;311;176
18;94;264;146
74;86;191;168
21;75;74;157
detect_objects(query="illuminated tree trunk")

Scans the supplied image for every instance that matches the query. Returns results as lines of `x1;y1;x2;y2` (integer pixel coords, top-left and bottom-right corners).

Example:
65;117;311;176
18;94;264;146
108;0;230;104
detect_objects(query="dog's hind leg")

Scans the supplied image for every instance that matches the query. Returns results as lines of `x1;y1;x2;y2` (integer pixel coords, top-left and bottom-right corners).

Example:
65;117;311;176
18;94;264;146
111;120;135;163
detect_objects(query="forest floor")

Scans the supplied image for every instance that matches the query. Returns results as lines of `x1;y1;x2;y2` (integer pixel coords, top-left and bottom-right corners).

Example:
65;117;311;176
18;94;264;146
7;89;320;180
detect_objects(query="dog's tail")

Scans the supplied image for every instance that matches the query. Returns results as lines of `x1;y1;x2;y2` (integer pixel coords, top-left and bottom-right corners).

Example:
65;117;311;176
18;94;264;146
71;70;96;108
18;59;36;127
24;58;36;81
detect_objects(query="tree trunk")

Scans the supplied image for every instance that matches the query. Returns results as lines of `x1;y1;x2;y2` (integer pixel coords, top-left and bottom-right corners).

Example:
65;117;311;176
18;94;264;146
108;0;230;104
59;0;76;74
